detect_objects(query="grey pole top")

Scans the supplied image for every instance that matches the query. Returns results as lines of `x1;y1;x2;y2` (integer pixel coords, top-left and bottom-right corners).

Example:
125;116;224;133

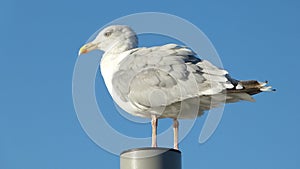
120;147;181;169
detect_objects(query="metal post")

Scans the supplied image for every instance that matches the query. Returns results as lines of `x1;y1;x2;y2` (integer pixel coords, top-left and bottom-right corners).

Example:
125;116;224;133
120;147;181;169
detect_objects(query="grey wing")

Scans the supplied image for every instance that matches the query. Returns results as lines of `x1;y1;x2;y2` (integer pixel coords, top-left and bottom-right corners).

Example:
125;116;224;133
112;44;250;116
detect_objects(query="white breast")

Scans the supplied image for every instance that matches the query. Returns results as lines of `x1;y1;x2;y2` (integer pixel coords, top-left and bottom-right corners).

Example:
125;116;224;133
100;50;141;115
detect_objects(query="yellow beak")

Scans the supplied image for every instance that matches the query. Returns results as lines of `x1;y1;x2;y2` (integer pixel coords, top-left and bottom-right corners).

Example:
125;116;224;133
78;45;88;55
78;43;98;55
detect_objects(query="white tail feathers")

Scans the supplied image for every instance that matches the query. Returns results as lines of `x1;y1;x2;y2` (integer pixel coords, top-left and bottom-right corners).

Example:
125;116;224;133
259;81;276;92
260;86;275;92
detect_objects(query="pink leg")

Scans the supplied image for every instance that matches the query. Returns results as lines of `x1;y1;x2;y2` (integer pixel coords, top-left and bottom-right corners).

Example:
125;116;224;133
173;118;179;150
151;115;158;147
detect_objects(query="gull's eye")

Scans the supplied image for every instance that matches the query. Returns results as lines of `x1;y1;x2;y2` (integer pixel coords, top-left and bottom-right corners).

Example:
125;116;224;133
104;31;112;37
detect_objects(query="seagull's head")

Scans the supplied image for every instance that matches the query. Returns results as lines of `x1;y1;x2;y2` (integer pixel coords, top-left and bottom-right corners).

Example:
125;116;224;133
78;25;138;55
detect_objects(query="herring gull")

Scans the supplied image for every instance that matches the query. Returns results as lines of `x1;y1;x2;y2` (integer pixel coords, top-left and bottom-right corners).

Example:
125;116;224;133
78;25;274;150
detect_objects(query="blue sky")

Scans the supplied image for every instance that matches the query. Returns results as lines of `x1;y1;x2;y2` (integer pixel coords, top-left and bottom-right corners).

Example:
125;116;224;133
1;0;299;169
